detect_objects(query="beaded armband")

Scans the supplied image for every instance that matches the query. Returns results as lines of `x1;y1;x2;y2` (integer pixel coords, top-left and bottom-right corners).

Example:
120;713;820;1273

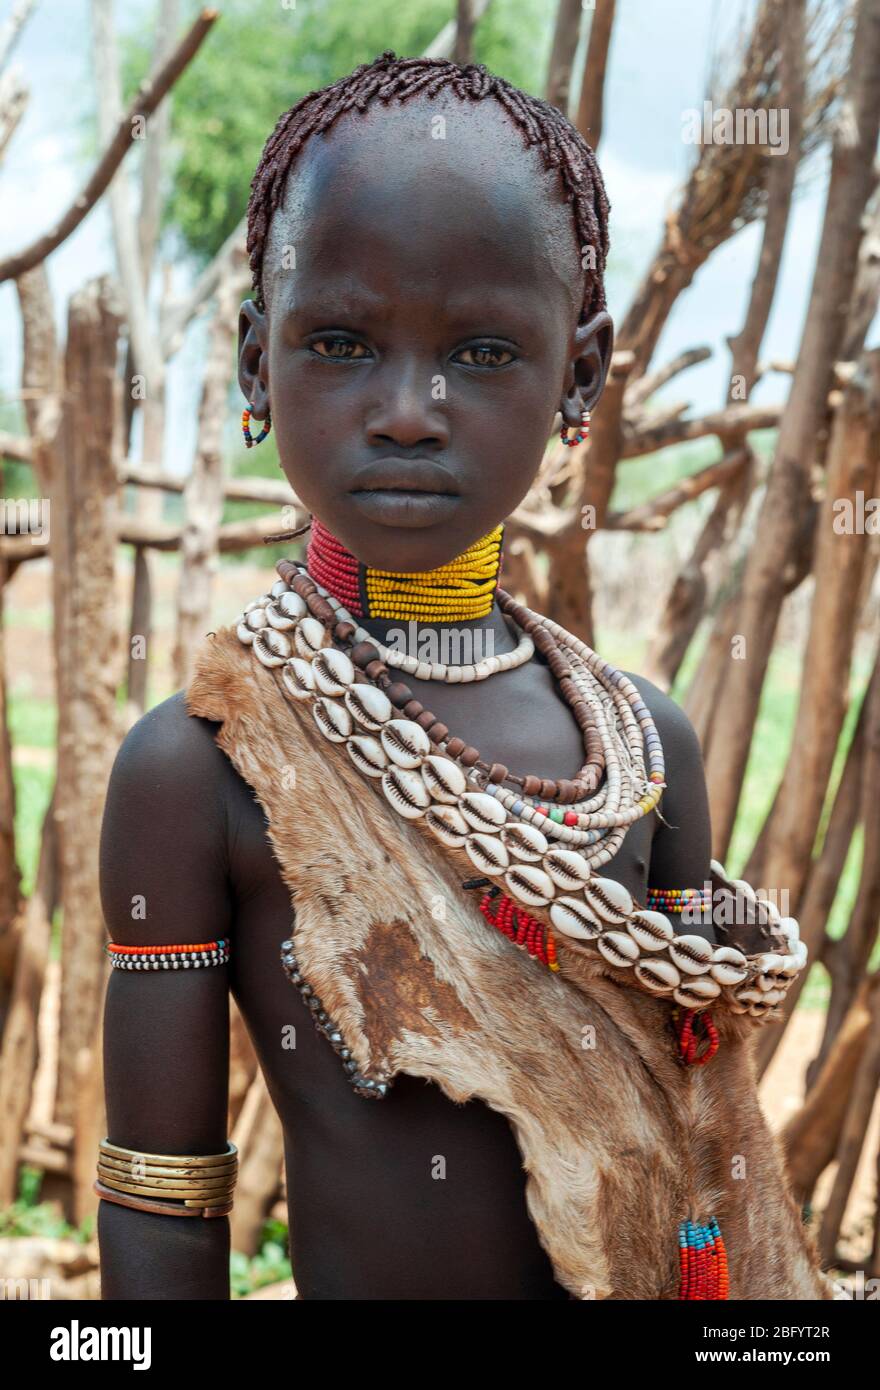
645;886;711;916
104;939;230;970
94;1138;238;1218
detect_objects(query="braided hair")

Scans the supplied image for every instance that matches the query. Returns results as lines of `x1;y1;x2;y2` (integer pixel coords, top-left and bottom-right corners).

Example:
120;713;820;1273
246;49;610;324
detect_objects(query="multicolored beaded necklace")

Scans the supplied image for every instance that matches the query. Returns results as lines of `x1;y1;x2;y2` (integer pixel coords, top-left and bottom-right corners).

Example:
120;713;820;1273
306;515;505;621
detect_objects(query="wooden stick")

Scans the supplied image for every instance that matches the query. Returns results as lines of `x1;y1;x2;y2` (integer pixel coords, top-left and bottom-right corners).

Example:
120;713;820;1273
625;346;712;410
605;448;749;530
0;792;57;1205
818;973;880;1263
781;974;878;1206
621;403;781;458
0;0;37;75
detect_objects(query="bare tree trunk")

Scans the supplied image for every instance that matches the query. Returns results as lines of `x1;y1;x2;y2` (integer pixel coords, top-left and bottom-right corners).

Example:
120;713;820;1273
684;557;745;747
0;551;22;1015
653;0;806;695
424;0;493;60
703;0;880;859
809;645;880;1083
547;351;633;641
728;0;806;404
137;0;179;280
228;1000;258;1133
756;657;875;1077
92;0;168;715
843;183;880;360
453;0;476;65
0;0;38;75
73;1038;105;1226
51;277;124;1167
230;1073;284;1257
0;66;27;164
545;0;585;115
817;974;880;1263
574;0;616;148
781;972;880;1206
1;265;62;1015
871;1135;880;1277
15;265;61;519
125;545;152;722
173;253;247;687
753;352;880;913
644;453;752;691
0;794;56;1205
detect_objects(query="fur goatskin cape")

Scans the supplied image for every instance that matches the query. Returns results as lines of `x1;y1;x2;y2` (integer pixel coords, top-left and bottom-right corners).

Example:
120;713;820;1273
185;620;832;1301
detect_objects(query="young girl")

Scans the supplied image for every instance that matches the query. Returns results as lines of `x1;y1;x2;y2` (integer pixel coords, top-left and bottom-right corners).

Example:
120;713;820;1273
96;51;828;1301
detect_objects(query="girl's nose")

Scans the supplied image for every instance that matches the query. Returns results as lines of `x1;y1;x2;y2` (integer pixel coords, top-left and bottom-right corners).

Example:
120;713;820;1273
365;362;450;451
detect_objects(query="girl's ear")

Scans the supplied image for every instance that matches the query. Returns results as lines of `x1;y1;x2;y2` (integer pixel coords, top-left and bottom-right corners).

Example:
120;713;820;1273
238;299;270;416
559;310;614;429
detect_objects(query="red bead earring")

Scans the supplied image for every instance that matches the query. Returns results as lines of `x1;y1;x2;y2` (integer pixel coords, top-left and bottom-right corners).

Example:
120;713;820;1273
560;408;590;447
242;402;272;447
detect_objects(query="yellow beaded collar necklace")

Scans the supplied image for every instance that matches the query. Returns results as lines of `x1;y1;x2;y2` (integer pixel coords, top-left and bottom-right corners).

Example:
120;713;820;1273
305;516;505;622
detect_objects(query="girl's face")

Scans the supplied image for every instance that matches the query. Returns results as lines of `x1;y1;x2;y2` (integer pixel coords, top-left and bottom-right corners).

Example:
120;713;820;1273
239;94;613;572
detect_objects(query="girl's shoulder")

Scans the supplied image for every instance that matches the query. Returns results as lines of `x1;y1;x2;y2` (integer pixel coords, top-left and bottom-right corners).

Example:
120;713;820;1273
104;691;236;854
618;669;705;772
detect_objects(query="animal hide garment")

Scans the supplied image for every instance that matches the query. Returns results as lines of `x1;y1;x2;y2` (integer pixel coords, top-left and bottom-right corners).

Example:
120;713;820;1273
185;621;833;1300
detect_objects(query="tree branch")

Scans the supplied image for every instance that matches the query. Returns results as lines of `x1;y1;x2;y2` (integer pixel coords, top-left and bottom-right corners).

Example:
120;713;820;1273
0;7;217;283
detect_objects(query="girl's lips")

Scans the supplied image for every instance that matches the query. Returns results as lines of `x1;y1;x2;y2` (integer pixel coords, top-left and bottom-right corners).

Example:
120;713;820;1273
348;489;461;527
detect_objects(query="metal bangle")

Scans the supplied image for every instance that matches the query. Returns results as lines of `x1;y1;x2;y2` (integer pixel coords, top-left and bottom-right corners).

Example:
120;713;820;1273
93;1179;233;1219
96;1137;238;1210
98;1137;237;1167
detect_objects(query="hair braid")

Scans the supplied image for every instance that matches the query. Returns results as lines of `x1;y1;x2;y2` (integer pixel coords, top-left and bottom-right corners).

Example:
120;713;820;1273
246;50;610;323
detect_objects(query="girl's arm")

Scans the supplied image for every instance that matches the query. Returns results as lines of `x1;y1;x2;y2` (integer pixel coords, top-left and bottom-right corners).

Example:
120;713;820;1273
626;675;715;937
97;694;234;1299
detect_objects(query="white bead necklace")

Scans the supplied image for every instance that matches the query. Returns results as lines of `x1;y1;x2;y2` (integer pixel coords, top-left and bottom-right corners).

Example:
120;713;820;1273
321;591;535;682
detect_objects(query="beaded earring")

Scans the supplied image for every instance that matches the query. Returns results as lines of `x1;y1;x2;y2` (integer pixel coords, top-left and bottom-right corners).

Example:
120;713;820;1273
560;407;590;447
242;403;272;447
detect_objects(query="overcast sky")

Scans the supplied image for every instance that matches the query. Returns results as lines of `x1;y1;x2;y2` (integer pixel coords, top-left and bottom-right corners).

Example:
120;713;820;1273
1;0;867;474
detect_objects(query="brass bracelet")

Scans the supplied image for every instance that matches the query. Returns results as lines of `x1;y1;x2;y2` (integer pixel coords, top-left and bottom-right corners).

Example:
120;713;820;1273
95;1137;237;1216
93;1180;233;1219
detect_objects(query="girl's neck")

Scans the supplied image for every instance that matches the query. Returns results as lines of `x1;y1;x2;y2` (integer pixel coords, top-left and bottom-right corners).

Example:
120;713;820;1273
304;515;519;655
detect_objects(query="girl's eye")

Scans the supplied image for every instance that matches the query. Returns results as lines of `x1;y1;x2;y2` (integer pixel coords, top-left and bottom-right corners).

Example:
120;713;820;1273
310;337;370;360
453;344;515;367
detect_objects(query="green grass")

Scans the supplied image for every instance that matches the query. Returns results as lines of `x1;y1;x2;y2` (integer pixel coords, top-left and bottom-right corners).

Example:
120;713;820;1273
5;694;55;899
230;1219;293;1298
4;1178;293;1297
8;693;56;749
7;606;52;632
1;1169;95;1242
